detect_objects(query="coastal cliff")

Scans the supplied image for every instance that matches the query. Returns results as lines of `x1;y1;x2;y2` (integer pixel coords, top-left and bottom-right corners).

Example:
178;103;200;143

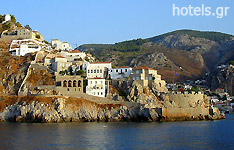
0;80;225;123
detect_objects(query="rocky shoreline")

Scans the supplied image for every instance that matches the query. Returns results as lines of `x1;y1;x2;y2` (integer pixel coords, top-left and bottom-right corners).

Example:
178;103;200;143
0;96;225;123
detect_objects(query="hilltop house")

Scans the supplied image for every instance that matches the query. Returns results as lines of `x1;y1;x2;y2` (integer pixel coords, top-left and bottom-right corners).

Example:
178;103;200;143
1;27;44;42
86;77;108;98
52;39;72;50
129;66;166;89
9;39;51;56
109;66;132;80
1;14;11;24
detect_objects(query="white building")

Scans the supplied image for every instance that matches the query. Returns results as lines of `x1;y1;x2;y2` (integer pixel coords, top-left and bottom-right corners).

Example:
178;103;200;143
9;39;51;56
86;77;107;98
52;39;72;50
86;62;112;78
109;66;132;79
60;50;86;61
2;14;11;24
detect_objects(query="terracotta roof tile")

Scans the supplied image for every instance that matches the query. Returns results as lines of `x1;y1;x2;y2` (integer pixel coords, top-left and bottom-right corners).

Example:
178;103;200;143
89;77;104;79
56;56;65;58
70;50;81;53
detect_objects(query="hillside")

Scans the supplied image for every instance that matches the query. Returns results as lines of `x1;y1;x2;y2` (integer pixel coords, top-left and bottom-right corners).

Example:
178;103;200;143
77;30;234;82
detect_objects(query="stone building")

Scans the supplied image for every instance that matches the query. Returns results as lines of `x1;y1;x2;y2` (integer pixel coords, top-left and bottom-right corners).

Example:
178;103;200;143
55;75;83;97
1;27;44;42
129;66;166;89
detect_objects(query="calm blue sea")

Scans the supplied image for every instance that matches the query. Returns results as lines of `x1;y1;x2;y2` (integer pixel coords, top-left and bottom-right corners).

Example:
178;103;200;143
0;113;234;150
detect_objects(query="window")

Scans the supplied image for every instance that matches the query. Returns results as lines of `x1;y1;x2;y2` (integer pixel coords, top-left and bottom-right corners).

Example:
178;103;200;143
97;69;99;73
101;81;103;84
23;33;25;35
23;30;25;32
101;92;103;95
133;77;135;80
111;70;112;72
95;81;97;84
100;69;102;73
98;92;99;95
94;70;96;73
88;70;90;73
125;69;127;72
136;77;139;80
136;70;139;74
90;81;92;84
91;70;93;73
149;77;152;80
145;77;148;80
67;88;69;91
116;70;118;72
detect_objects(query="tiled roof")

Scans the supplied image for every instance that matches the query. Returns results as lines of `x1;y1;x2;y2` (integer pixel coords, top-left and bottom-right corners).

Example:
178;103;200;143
90;62;111;64
88;77;104;79
115;66;130;68
56;56;65;58
70;50;81;53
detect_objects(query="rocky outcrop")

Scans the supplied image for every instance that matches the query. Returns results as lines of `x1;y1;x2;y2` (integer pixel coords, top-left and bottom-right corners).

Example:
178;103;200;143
0;97;160;122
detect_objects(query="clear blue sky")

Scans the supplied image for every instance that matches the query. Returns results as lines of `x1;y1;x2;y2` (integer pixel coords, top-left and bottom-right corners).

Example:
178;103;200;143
1;0;233;48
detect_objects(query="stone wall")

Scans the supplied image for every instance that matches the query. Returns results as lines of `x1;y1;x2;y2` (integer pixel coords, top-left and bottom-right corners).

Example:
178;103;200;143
160;107;209;121
168;91;208;108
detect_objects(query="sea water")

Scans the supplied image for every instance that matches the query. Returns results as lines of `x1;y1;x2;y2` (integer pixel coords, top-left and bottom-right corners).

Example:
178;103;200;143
0;114;233;150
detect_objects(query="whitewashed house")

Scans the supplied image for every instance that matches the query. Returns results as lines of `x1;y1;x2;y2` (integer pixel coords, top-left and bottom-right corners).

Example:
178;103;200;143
86;62;112;78
9;39;51;56
2;14;11;24
109;66;132;79
60;50;86;61
86;77;107;98
52;39;72;50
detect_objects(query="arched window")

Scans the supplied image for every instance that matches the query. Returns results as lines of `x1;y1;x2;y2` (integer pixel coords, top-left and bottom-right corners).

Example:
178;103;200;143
78;80;82;87
63;80;67;87
94;69;96;73
73;80;77;87
68;80;72;87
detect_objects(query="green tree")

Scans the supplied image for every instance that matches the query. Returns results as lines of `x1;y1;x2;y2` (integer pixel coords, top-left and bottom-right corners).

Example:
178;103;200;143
24;24;32;31
0;15;4;23
3;22;12;30
15;22;22;27
10;15;16;23
77;70;85;76
36;34;40;39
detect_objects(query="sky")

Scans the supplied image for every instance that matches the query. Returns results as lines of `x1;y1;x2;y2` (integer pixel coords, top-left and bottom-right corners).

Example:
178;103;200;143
1;0;233;48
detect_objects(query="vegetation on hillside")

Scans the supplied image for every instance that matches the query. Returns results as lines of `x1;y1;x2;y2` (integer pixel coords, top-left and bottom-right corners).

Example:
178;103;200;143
149;29;233;44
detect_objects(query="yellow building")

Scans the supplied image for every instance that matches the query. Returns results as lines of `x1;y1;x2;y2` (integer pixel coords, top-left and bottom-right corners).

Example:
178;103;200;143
129;66;166;89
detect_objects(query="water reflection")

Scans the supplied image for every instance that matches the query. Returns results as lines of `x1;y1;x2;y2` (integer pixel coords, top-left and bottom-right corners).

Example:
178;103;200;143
0;114;233;150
